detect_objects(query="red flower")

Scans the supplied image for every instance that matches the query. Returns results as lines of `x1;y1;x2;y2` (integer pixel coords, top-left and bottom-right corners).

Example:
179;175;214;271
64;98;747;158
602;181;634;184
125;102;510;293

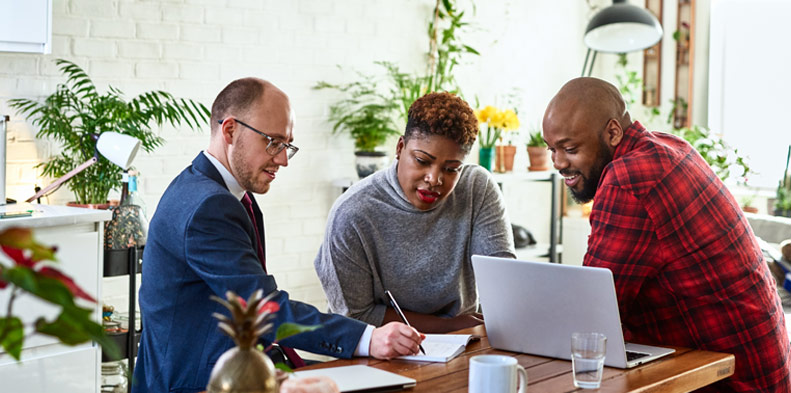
258;301;280;314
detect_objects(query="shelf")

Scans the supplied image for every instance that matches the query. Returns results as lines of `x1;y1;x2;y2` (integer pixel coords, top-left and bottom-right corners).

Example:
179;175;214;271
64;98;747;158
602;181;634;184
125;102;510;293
494;172;563;263
102;330;141;362
103;246;143;277
491;170;557;183
515;243;564;261
101;245;143;390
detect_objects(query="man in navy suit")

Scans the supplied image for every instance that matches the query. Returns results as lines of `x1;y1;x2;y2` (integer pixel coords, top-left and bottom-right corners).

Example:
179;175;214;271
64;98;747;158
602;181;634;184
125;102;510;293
133;78;423;393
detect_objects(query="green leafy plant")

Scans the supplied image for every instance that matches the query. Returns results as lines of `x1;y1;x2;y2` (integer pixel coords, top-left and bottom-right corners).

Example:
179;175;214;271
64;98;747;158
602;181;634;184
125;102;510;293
527;129;547;147
776;146;791;215
615;53;641;110
0;227;118;361
313;73;401;152
9;59;209;204
425;0;479;94
314;0;477;151
612;56;751;184
669;125;750;182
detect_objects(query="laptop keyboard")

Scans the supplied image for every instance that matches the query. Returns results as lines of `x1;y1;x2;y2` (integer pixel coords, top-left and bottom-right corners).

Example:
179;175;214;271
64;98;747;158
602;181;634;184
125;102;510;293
626;350;651;361
626;351;651;362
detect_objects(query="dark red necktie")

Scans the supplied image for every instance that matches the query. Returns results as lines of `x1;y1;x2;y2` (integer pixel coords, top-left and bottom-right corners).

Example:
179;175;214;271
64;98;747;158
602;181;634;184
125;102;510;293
240;193;305;368
241;193;266;273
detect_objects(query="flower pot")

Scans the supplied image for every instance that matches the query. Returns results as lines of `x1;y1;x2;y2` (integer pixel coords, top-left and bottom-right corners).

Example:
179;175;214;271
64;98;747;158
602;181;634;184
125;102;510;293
207;346;277;393
66;201;119;210
495;145;517;173
742;206;759;214
355;151;388;179
479;147;495;172
527;146;550;171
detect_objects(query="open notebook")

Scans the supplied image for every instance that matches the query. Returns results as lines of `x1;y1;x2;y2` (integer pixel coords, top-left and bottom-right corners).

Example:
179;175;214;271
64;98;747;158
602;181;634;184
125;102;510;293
398;334;479;362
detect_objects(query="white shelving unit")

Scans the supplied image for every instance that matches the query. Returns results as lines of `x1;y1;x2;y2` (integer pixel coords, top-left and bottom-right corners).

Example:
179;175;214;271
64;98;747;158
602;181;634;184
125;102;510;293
492;171;563;262
0;204;112;393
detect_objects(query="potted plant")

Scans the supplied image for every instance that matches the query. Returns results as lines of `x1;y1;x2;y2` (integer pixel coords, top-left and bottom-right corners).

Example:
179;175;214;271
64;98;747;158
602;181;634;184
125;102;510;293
314;0;477;179
495;137;518;173
314;75;401;179
207;290;319;392
475;106;518;172
669;125;750;183
741;193;759;214
526;128;549;171
494;112;520;173
9;59;208;206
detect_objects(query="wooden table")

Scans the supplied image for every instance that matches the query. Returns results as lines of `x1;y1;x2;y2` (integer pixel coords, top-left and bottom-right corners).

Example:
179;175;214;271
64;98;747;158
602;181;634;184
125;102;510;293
300;325;735;392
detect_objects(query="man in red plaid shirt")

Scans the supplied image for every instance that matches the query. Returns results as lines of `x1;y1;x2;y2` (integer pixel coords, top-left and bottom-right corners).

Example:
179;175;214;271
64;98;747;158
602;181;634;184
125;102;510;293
543;77;790;392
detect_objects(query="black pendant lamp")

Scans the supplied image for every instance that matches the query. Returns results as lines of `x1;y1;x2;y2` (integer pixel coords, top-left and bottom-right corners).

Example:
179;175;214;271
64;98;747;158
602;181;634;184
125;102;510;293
582;0;663;76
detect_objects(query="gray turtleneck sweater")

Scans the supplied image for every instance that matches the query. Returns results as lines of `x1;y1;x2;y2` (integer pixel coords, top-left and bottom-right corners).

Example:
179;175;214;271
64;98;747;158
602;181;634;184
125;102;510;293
314;161;516;326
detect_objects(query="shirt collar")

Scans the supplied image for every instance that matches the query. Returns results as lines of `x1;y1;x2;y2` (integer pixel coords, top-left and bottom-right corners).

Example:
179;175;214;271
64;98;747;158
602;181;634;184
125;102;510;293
613;121;646;161
202;151;246;200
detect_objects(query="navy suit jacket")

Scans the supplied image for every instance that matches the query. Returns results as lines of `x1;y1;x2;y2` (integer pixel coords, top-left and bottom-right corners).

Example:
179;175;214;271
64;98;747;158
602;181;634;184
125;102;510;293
133;153;366;393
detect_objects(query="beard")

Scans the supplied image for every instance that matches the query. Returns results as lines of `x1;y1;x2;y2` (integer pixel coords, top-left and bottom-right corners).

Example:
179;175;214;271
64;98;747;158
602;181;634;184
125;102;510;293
231;144;272;195
566;141;613;204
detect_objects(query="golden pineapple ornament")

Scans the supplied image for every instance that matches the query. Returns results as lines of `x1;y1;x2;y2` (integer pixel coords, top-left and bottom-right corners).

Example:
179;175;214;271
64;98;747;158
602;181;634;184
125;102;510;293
206;289;279;393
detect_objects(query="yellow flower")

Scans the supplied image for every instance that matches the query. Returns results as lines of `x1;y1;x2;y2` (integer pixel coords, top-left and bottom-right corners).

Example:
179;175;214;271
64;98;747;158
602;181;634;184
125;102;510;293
491;110;506;129
501;109;520;131
477;105;497;124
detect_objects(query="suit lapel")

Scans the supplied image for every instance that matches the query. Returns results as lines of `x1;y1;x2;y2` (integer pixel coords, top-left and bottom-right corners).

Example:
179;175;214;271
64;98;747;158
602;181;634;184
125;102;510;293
192;153;266;257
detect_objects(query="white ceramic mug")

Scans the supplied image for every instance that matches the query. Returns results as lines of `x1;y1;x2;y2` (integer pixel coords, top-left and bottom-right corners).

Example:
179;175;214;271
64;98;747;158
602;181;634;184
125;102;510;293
468;354;527;393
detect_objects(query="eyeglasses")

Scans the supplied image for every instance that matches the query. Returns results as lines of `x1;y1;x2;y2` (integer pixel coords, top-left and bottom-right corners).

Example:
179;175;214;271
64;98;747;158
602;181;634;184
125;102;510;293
219;119;299;159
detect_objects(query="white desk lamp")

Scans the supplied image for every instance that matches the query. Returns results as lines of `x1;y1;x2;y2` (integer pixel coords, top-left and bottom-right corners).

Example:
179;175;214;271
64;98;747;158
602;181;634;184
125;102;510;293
26;132;141;203
581;0;663;76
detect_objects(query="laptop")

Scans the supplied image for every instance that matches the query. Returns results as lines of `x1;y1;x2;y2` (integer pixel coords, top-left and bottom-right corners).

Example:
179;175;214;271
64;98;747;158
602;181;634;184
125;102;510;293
471;255;675;368
293;365;416;392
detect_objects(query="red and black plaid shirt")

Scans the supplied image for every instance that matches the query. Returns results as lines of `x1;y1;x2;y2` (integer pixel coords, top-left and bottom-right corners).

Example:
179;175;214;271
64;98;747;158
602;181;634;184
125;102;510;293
585;122;791;392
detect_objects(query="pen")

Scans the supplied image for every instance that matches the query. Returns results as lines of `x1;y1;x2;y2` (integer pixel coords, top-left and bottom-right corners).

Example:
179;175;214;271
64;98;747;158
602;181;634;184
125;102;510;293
384;290;426;355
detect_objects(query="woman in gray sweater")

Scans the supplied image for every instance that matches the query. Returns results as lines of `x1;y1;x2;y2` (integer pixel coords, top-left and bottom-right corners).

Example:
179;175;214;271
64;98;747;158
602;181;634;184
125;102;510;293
314;92;516;333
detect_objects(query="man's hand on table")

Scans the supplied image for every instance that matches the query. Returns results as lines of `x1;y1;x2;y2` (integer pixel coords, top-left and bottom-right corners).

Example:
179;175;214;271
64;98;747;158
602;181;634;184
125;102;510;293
369;322;425;359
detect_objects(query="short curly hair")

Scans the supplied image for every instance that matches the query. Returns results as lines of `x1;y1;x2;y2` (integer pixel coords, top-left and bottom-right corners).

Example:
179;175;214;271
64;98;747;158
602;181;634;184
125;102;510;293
405;92;478;153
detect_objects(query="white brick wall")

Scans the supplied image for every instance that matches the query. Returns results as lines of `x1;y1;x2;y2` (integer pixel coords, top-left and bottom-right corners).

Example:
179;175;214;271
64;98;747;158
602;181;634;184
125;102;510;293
1;0;587;312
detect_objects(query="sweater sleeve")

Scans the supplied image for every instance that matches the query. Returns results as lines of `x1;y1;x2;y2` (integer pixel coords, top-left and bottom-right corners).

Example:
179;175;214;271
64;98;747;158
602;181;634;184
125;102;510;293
314;204;388;326
469;167;517;258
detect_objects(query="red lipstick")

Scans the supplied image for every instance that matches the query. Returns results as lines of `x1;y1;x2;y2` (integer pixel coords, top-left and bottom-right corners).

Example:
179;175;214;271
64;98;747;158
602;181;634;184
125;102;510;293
417;189;440;204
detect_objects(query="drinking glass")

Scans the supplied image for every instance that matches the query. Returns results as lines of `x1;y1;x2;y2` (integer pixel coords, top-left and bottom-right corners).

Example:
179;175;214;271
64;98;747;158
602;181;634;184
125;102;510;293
571;332;607;389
